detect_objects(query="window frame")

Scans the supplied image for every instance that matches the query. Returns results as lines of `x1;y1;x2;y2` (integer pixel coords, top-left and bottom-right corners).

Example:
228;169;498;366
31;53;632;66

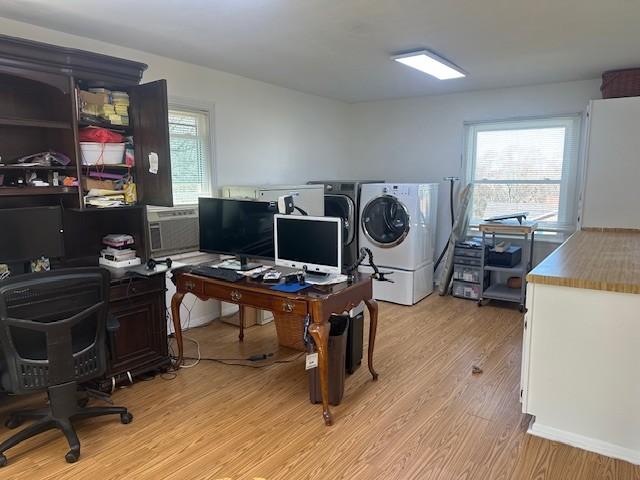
165;98;216;208
463;114;583;234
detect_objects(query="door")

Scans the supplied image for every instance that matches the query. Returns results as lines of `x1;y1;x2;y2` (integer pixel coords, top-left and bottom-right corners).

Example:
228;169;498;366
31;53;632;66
129;79;173;207
107;290;168;376
325;194;355;246
361;195;411;248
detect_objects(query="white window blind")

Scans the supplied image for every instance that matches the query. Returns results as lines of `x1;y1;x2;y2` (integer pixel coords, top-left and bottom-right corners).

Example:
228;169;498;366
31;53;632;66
168;107;212;205
465;115;581;232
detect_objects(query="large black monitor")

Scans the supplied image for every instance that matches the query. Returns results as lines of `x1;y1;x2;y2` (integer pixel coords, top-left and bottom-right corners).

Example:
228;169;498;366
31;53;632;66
0;206;65;263
198;197;276;269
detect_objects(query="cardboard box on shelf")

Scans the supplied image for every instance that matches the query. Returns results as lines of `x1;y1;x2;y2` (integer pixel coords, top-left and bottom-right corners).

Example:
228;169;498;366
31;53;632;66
81;177;117;191
79;90;110;105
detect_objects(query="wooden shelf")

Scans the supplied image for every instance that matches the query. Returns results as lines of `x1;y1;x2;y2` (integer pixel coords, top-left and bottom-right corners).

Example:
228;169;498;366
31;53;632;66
68;204;142;213
78;119;131;134
80;164;134;170
0;116;71;129
0;165;77;171
0;186;78;196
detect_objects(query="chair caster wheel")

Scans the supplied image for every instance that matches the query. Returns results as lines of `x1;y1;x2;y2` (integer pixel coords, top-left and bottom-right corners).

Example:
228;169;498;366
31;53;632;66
4;417;22;429
0;454;7;467
65;449;80;463
519;305;525;313
120;412;133;424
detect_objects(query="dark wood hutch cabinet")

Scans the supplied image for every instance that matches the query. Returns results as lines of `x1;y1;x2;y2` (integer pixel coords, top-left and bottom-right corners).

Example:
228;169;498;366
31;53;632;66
0;34;174;386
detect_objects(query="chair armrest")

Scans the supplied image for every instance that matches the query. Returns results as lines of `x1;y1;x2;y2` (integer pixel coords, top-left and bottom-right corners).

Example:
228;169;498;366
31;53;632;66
106;314;120;333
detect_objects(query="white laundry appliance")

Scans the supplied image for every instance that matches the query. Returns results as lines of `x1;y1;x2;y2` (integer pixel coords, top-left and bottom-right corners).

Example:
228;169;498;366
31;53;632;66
220;184;324;216
358;183;438;305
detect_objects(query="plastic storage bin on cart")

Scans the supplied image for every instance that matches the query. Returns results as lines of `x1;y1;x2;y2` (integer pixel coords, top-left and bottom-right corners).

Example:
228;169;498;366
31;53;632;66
452;281;482;300
452;241;488;301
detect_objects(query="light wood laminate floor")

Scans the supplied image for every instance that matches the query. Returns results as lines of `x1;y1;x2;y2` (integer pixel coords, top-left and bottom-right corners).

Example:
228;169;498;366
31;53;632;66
0;295;638;479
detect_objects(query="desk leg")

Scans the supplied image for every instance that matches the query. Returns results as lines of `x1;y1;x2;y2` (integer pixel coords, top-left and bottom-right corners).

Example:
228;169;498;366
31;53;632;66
308;319;332;426
238;306;245;342
364;299;379;381
171;292;186;366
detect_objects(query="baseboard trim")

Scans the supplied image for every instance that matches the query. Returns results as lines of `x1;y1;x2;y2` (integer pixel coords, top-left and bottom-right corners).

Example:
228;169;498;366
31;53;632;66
167;314;215;334
528;418;640;466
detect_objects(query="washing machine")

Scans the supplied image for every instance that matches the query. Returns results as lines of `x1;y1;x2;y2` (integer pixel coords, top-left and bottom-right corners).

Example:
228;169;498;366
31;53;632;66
358;183;439;305
307;180;383;267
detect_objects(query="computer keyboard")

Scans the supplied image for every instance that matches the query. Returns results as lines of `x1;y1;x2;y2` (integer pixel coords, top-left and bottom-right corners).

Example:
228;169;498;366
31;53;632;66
190;265;244;283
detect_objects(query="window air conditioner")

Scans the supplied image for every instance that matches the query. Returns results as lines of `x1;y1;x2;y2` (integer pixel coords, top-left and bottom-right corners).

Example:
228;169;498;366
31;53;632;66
147;208;199;256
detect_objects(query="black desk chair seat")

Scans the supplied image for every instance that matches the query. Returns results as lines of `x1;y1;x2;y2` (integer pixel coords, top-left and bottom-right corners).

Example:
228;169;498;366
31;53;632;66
0;268;132;466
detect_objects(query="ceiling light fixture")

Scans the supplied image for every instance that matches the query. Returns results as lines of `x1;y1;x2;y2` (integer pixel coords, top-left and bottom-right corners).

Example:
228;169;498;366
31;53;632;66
392;50;466;80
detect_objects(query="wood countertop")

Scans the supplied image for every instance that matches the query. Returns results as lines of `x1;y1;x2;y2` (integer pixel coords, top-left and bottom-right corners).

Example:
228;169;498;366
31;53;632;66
527;230;640;294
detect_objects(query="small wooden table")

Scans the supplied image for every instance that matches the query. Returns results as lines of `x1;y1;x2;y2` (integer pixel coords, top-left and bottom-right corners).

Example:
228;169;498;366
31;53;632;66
171;272;379;426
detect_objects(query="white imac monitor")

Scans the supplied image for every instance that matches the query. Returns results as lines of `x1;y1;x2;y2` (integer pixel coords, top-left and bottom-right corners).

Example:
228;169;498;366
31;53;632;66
274;215;342;275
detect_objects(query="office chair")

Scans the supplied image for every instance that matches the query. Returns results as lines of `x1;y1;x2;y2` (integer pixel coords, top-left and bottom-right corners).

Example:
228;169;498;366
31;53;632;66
0;268;133;466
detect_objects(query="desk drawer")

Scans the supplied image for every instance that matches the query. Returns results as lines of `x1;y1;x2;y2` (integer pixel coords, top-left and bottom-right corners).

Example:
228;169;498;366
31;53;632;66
110;275;165;302
176;275;204;296
203;282;307;315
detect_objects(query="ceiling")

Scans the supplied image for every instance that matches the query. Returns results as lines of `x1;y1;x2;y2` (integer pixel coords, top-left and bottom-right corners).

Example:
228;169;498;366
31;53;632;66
0;0;638;102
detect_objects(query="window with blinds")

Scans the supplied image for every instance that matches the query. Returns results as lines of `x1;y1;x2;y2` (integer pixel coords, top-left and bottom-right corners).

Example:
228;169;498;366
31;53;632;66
168;107;212;205
465;115;581;231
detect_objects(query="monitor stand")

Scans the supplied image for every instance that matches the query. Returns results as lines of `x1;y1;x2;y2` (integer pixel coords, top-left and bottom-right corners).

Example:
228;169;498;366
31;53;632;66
217;256;262;271
304;271;331;283
304;271;347;286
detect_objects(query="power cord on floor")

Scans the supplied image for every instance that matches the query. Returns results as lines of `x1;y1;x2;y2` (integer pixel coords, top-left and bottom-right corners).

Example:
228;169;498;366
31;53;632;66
179;335;201;369
180;352;304;369
166;301;304;371
171;334;287;369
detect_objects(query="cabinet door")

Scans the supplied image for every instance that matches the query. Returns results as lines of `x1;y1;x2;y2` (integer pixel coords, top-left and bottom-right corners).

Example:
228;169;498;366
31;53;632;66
108;291;168;377
129;79;174;207
520;283;534;412
581;97;640;229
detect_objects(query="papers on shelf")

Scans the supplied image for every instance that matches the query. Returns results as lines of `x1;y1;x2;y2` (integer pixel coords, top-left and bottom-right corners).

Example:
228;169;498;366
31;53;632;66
84;188;125;207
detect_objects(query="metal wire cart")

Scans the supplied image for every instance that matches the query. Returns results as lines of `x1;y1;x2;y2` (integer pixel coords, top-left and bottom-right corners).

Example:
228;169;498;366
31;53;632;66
478;220;537;312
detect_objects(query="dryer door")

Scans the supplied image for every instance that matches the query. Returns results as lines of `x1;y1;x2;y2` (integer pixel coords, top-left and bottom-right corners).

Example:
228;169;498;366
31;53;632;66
325;194;356;246
361;195;411;248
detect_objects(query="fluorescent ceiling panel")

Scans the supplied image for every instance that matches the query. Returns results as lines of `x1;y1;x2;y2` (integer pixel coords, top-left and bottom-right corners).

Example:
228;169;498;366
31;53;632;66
393;50;465;80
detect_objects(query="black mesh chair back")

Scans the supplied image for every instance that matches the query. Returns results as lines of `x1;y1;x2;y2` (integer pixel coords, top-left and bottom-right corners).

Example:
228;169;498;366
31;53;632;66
0;267;133;467
0;268;110;394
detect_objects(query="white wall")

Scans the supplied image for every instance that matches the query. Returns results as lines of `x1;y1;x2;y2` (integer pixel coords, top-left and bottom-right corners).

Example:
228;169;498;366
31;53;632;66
1;16;605;259
0;17;352;187
348;80;602;253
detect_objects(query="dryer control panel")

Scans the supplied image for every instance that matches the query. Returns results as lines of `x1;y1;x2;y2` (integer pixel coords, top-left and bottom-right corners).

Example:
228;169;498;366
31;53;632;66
383;184;412;197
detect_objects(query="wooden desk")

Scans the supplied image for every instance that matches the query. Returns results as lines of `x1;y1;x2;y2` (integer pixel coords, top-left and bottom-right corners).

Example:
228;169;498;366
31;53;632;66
171;272;378;426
